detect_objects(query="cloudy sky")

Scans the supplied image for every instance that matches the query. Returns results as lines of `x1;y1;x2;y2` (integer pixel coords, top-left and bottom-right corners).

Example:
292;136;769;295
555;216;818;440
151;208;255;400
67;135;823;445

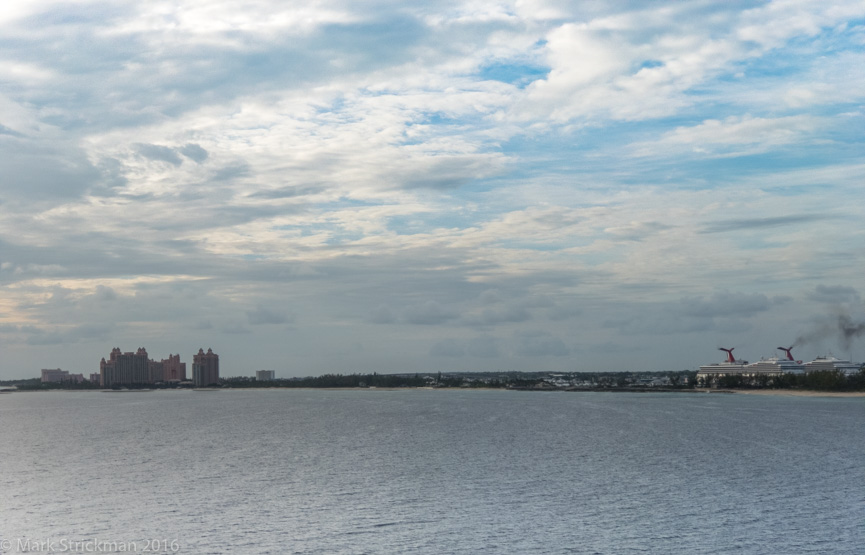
2;0;864;379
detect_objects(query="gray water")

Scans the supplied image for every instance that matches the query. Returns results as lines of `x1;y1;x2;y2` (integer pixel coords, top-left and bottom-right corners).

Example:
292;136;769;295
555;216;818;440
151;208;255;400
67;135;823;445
0;389;862;554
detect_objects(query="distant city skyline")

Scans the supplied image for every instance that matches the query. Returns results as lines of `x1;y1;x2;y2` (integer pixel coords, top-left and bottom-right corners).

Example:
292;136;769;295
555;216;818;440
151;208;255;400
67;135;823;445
2;1;865;379
96;346;214;386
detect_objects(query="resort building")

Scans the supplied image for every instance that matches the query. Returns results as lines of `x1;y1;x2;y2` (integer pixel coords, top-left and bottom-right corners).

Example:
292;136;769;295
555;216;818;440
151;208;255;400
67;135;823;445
256;370;275;381
162;354;186;382
42;368;67;383
100;347;151;387
100;348;189;387
193;348;220;387
149;359;164;383
41;368;84;383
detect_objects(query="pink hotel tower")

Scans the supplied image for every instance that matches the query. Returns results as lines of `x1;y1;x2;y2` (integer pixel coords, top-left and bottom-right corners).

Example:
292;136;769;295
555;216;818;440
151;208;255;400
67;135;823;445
99;348;196;387
192;348;220;387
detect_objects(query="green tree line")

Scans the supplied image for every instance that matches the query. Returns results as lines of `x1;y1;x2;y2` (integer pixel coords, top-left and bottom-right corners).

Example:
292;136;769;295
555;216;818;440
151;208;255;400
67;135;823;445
702;369;865;391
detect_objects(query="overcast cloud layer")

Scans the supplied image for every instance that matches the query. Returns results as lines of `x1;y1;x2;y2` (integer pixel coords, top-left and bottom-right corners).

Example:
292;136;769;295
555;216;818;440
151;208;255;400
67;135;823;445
2;0;865;378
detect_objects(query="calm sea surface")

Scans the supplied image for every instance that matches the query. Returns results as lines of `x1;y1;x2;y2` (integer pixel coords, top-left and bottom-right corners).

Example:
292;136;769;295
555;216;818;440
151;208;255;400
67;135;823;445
0;389;862;554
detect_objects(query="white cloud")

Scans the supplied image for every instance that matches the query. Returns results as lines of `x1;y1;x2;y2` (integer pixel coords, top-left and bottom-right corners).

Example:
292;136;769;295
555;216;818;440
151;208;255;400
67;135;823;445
513;1;865;124
2;1;865;376
630;115;823;158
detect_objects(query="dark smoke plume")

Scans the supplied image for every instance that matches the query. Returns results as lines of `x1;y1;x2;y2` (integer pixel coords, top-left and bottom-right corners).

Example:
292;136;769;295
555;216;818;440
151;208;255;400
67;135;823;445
793;311;865;351
838;313;865;350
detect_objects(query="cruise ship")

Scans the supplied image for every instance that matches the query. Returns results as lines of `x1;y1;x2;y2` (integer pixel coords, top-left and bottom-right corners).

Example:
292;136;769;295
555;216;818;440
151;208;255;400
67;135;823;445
803;355;862;375
697;347;749;376
698;346;861;378
744;346;805;375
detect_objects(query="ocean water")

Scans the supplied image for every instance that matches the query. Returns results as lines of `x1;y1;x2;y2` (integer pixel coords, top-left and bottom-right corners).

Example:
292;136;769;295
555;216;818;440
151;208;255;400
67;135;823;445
0;389;862;554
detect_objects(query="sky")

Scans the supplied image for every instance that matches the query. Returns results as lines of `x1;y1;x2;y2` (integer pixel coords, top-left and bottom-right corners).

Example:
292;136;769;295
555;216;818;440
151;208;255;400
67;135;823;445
1;0;864;379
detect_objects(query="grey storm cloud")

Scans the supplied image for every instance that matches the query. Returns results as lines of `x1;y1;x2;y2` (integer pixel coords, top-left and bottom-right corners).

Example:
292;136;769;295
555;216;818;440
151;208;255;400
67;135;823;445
548;302;583;321
134;143;184;166
605;221;672;241
0;124;25;138
808;285;860;304
679;292;770;318
404;301;459;325
601;291;773;336
467;336;499;358
249;186;324;199
0;324;44;335
180;144;209;163
93;285;117;302
370;305;396;324
430;339;464;357
18;284;200;328
514;331;569;357
400;155;506;190
430;337;499;357
247;306;291;325
699;214;835;234
26;333;64;345
211;163;252;182
466;292;559;325
478;290;502;305
0;235;216;283
1;11;434;139
465;305;531;325
604;314;716;335
0;140;102;201
12;323;111;346
66;324;113;341
221;322;252;334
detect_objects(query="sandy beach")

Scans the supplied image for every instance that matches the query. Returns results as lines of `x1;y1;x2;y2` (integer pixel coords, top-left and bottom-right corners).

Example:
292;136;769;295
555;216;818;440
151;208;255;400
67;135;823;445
705;389;865;398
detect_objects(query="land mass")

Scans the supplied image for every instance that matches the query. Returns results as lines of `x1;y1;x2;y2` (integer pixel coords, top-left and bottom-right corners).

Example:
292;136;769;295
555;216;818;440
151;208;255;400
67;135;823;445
3;367;864;394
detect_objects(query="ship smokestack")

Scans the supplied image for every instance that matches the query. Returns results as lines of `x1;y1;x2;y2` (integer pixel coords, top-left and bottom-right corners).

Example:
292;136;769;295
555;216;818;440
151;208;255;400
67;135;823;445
777;346;794;361
719;347;735;363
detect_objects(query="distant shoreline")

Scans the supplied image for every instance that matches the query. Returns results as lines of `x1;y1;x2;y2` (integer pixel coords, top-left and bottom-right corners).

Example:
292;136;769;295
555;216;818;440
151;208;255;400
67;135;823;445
4;386;864;397
706;389;865;398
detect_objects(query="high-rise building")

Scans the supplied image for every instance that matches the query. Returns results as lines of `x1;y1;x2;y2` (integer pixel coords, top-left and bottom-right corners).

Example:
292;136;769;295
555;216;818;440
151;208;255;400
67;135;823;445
256;370;275;381
162;354;186;382
98;348;194;386
193;348;219;387
100;347;153;387
89;373;101;384
149;359;164;383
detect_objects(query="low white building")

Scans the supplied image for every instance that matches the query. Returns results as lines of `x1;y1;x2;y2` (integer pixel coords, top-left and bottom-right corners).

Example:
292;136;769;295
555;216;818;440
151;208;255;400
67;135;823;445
41;369;84;383
256;370;276;381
